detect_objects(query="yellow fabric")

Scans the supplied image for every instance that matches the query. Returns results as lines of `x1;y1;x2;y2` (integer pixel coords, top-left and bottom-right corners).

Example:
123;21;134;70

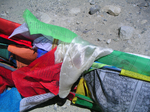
72;77;91;104
52;39;58;49
120;69;150;82
72;97;77;104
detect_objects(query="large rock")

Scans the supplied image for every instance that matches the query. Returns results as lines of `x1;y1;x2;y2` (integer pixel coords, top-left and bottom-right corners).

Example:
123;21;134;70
119;26;134;40
103;5;121;16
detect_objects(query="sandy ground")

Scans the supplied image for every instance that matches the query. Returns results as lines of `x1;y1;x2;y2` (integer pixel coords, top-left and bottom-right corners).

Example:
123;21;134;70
0;0;150;111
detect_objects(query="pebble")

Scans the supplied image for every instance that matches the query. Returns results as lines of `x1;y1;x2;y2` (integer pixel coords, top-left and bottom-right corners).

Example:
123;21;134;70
133;34;141;38
127;40;132;44
124;48;130;52
76;21;80;24
97;38;101;41
106;39;111;44
5;11;9;14
66;100;71;106
83;29;91;34
70;8;81;14
53;104;58;111
39;12;51;23
141;28;147;34
89;0;95;5
89;5;100;15
103;19;107;21
119;26;134;40
141;20;148;24
113;38;119;42
62;105;67;109
1;12;7;17
137;2;149;7
103;5;121;16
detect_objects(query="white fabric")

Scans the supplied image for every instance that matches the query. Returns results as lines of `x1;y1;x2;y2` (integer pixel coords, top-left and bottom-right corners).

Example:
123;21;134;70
20;93;55;112
57;36;113;98
8;23;40;40
55;42;70;64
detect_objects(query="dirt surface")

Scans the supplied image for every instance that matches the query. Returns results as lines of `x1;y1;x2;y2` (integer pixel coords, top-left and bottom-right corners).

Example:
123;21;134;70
0;0;150;111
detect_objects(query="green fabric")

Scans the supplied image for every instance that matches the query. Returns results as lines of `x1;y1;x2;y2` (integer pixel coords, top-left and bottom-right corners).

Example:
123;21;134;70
23;9;78;43
75;94;101;112
97;50;150;76
0;43;9;60
91;62;107;69
84;62;106;73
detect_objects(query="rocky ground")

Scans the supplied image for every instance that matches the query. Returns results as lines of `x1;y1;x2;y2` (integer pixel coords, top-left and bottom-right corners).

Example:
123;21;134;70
0;0;150;111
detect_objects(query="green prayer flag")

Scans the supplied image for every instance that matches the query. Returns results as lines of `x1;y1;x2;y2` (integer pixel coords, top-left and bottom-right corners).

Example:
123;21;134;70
23;9;78;43
0;43;9;60
97;50;150;76
75;94;102;112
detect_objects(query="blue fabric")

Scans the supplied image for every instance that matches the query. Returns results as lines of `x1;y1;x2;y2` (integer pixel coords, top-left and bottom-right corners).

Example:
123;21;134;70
8;52;17;67
0;88;22;112
94;61;121;72
0;62;16;71
101;65;121;72
37;48;48;58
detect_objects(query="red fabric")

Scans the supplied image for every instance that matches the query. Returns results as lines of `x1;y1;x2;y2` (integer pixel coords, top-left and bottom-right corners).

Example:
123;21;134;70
0;18;32;47
0;67;14;93
0;18;20;36
67;92;76;101
0;34;32;48
12;47;62;97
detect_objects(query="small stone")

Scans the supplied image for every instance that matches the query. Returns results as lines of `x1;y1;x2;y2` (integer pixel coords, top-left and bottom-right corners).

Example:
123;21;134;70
62;105;67;109
127;40;132;44
83;29;91;34
89;5;100;15
119;26;134;40
39;12;51;23
103;19;107;21
5;11;9;14
89;0;95;5
133;34;141;38
143;28;147;31
137;2;149;7
141;28;147;34
53;104;58;111
124;48;130;52
106;39;111;44
76;21;80;24
125;18;131;21
103;5;121;16
141;20;148;24
97;38;101;41
1;12;7;17
66;101;71;106
113;39;119;42
9;6;13;9
70;8;81;14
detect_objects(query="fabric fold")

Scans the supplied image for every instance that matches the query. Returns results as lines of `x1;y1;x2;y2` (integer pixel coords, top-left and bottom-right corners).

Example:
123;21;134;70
23;9;78;43
12;47;62;97
20;92;55;112
84;68;150;112
58;36;113;98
